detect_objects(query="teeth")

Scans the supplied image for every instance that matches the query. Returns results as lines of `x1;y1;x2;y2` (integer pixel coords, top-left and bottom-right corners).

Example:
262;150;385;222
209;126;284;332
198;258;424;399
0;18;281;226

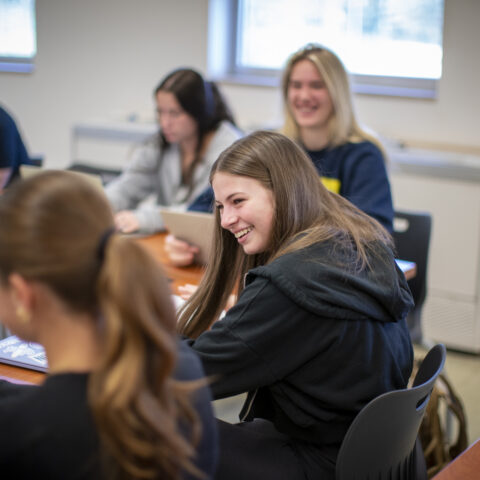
235;227;253;239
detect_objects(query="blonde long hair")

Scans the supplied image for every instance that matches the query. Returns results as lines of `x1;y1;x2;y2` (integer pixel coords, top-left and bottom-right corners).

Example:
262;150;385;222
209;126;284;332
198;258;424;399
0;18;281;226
177;131;392;338
0;171;202;480
281;43;385;152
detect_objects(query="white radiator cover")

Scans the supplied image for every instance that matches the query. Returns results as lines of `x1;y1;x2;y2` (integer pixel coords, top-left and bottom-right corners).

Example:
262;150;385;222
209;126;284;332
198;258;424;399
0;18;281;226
423;294;479;353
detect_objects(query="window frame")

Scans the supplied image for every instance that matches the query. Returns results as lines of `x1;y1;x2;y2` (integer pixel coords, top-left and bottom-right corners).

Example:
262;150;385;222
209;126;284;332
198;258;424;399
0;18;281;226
208;0;442;99
0;0;37;74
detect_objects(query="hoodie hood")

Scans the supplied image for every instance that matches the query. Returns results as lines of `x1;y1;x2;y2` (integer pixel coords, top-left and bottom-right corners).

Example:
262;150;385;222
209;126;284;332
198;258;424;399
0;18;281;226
247;240;414;324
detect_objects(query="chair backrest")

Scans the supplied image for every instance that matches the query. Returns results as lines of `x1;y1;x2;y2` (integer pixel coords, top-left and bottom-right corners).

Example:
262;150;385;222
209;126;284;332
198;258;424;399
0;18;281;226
392;210;432;311
335;344;446;480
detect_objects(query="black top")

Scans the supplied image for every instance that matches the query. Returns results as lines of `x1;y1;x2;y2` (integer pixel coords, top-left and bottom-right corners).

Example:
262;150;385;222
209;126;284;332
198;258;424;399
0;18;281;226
187;240;414;478
0;342;217;479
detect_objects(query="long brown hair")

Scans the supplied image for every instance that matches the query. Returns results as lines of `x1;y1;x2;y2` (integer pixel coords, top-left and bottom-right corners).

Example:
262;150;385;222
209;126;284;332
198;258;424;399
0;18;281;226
155;68;236;188
0;171;202;479
177;131;393;338
281;43;385;153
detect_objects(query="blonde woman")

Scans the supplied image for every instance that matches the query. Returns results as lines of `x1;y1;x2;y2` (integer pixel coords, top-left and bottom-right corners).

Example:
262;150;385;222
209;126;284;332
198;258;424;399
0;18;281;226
280;43;393;231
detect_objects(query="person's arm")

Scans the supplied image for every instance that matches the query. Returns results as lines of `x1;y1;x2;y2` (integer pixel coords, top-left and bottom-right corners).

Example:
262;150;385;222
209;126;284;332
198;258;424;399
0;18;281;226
185;277;320;400
106;140;168;233
341;144;394;232
105;141;160;213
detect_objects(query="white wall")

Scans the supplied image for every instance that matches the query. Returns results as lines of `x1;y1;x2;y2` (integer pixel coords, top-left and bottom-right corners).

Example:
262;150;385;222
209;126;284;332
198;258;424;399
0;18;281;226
1;0;479;168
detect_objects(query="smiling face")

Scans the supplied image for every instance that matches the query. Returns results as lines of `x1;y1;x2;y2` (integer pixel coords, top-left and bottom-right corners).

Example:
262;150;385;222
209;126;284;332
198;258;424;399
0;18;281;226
156;90;199;147
287;59;334;134
212;172;275;255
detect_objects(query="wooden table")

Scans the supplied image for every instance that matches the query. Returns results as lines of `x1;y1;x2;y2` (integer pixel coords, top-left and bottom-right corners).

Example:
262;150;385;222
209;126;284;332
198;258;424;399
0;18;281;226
135;232;205;294
433;438;480;479
0;233;416;384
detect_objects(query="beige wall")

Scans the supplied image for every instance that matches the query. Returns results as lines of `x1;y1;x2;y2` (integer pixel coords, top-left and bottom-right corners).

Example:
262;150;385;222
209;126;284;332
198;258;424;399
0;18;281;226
0;0;478;168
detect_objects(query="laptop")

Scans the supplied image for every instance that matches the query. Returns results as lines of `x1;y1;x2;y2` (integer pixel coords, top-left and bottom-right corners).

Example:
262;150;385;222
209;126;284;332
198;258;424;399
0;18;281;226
20;164;104;190
0;335;48;372
160;209;215;265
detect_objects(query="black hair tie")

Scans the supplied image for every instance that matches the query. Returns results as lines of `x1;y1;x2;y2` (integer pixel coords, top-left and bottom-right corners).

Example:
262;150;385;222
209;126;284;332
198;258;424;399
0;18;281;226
97;227;115;263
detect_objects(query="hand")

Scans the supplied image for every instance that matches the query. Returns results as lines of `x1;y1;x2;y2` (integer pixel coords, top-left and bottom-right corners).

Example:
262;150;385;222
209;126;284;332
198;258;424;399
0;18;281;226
177;283;198;301
114;210;140;234
165;234;199;267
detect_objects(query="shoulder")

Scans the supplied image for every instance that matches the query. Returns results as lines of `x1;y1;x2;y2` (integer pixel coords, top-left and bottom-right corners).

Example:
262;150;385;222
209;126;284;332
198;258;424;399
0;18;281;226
252;243;331;278
209;121;243;150
124;134;167;168
0;106;16;130
247;243;333;297
138;133;162;154
329;140;384;163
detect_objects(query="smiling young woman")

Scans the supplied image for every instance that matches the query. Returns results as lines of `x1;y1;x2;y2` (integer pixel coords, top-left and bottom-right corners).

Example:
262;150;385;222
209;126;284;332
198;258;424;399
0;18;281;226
177;130;414;480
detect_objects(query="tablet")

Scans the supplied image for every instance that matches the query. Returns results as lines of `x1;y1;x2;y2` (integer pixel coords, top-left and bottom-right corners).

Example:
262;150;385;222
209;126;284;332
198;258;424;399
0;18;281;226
160;209;214;265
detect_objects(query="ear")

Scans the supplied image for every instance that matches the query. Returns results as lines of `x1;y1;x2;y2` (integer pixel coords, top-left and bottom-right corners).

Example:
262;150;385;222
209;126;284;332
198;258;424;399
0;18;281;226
8;273;35;314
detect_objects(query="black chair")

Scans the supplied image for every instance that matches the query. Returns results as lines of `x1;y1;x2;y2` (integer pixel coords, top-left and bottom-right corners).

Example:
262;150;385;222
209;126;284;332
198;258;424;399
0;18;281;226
392;210;433;344
336;344;447;480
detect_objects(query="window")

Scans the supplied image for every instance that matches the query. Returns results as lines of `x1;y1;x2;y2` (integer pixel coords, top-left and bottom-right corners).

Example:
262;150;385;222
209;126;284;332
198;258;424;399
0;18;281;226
0;0;37;73
208;0;444;98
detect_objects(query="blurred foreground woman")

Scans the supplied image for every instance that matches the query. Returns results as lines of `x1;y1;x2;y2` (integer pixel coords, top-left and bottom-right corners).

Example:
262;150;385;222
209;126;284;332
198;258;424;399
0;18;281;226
0;171;217;479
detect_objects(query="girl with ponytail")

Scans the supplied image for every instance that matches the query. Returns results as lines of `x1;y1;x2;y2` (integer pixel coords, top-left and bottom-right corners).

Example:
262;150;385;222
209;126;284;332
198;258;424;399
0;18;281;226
0;171;217;479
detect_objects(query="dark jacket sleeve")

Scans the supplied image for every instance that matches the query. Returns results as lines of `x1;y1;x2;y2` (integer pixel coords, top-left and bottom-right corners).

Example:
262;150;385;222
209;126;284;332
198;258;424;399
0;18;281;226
185;277;328;400
340;144;394;233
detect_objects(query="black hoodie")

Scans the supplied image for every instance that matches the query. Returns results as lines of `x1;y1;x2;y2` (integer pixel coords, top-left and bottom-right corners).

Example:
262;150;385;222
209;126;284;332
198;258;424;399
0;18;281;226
188;239;414;475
